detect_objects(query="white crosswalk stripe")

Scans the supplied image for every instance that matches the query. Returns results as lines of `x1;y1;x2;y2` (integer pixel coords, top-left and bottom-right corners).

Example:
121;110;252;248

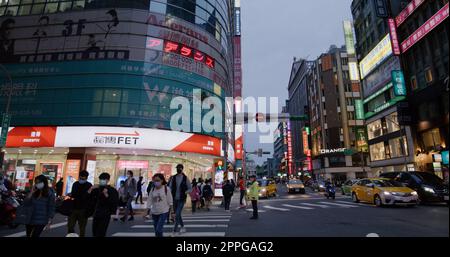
112;211;232;237
282;204;314;210
318;202;359;208
300;203;331;208
246;209;266;213
263;205;290;212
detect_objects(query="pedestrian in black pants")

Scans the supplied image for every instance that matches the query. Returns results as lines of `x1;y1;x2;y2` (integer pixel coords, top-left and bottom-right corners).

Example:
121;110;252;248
135;176;144;204
222;180;234;212
88;173;119;237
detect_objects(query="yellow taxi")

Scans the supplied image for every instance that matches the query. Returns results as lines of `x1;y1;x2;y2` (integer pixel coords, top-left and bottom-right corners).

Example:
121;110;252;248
250;179;277;198
351;178;418;207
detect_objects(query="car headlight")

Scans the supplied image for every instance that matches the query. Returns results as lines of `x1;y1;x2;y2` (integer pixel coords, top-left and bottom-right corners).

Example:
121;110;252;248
411;191;418;196
423;186;435;194
261;188;266;192
319;185;325;188
300;185;305;189
383;191;391;196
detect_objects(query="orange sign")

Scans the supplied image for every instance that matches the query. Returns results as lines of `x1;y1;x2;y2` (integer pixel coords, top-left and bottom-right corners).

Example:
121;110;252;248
172;134;221;156
6;127;57;147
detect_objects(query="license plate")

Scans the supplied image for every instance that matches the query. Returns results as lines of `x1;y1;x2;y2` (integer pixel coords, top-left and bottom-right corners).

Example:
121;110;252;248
445;196;449;201
295;189;300;192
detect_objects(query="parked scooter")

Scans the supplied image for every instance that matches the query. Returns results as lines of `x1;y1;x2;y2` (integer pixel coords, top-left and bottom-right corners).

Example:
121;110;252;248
325;184;336;200
0;192;20;229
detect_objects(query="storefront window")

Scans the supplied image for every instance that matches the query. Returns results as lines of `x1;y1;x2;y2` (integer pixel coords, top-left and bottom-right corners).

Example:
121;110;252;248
367;119;383;140
389;136;408;158
370;142;385;161
422;128;442;151
386;112;400;133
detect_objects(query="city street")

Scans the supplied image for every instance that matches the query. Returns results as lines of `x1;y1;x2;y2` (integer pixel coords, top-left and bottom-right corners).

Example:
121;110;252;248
1;185;447;237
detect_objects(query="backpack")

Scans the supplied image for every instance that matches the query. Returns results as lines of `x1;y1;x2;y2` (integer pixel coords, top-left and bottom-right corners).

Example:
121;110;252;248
189;186;200;200
202;185;213;199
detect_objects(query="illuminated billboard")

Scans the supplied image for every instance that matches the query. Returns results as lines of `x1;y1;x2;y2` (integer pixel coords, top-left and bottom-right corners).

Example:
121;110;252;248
343;20;356;55
359;34;393;79
349;62;360;81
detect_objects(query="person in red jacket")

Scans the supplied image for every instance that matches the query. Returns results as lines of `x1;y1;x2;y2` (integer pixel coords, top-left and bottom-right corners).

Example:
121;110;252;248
238;176;246;208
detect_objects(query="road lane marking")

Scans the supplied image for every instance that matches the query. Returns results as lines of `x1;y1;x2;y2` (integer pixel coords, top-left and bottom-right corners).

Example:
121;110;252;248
246;209;266;213
318;202;359;208
300;203;330;208
132;224;228;229
144;219;230;223
263;206;290;212
335;200;373;207
112;232;225;237
173;216;232;219
3;221;68;238
282;204;314;210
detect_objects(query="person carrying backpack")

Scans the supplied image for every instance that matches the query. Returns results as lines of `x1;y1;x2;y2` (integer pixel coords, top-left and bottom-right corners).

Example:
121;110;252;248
202;179;214;211
222;180;234;212
147;173;173;237
189;180;201;213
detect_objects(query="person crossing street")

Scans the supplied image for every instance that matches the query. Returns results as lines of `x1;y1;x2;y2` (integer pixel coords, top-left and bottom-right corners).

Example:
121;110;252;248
120;170;137;222
167;164;192;236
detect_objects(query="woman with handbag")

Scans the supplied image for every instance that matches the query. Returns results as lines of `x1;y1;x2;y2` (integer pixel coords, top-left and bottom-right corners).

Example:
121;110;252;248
23;175;56;237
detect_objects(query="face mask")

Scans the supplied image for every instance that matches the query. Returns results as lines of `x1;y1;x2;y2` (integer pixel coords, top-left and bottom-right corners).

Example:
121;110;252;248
79;179;87;184
99;180;108;186
176;169;182;174
35;182;44;190
153;181;162;188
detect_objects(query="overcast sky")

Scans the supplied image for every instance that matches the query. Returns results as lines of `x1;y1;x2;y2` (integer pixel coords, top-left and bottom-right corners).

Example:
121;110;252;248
241;0;353;165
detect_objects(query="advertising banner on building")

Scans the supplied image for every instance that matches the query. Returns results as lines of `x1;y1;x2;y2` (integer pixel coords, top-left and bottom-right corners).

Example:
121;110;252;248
355;100;365;120
343;20;356;55
356;127;369;152
388;19;401;55
233;36;242;97
396;0;426;27
348;62;360;81
401;3;449;53
359;34;393;79
392;70;407;96
362;56;400;98
2;126;223;157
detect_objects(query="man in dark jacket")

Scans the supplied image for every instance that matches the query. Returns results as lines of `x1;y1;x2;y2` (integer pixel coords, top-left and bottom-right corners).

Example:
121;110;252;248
67;170;92;237
55;178;64;197
168;164;192;235
88;172;119;237
222;180;234;211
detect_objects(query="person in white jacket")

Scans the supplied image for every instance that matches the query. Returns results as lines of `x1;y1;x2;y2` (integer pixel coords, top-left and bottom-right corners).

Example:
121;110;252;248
147;173;173;237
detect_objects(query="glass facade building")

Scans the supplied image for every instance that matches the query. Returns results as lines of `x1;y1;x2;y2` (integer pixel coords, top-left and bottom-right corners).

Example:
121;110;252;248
0;0;236;192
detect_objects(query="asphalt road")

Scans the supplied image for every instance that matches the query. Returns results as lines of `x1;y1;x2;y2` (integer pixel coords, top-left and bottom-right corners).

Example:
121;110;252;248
0;184;448;237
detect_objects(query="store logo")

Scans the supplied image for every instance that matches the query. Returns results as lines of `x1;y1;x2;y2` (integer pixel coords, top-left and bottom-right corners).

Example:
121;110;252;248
320;148;347;154
202;140;215;152
93;131;140;145
23;131;41;143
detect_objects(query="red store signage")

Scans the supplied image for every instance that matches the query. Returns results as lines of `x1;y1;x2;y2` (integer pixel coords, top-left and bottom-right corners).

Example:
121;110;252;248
401;3;449;53
388;19;401;55
164;41;215;69
396;0;426;27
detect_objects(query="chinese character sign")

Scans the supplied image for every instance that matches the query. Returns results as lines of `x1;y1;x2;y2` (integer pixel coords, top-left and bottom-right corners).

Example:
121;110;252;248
392;70;406;96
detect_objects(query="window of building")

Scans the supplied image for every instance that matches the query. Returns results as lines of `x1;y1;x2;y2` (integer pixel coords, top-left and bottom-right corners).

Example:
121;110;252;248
367;119;383;140
425;68;433;84
410;76;418;91
389;136;408;158
370;142;385;161
421;128;442;151
386;112;400;133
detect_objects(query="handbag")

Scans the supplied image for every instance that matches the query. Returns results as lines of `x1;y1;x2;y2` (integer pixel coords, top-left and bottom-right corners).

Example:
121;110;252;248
56;198;74;216
14;199;32;225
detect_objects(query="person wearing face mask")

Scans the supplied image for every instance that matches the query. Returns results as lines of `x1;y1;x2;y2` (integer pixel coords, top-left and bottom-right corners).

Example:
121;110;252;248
120;170;137;222
167;164;192;236
67;170;92;237
147;173;173;237
23;175;55;237
88;173;119;237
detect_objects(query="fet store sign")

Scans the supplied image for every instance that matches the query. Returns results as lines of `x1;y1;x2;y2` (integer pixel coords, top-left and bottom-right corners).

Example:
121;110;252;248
5;127;56;147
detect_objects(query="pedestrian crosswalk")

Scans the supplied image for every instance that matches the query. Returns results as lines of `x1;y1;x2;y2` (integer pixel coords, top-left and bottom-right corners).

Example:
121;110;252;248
111;212;232;237
257;200;372;213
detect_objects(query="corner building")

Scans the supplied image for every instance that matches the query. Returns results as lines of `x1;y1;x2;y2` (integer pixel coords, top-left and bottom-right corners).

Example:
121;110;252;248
0;0;235;192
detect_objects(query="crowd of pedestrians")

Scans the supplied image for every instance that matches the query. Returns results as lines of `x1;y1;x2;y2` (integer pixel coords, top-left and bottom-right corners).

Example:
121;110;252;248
5;164;261;237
